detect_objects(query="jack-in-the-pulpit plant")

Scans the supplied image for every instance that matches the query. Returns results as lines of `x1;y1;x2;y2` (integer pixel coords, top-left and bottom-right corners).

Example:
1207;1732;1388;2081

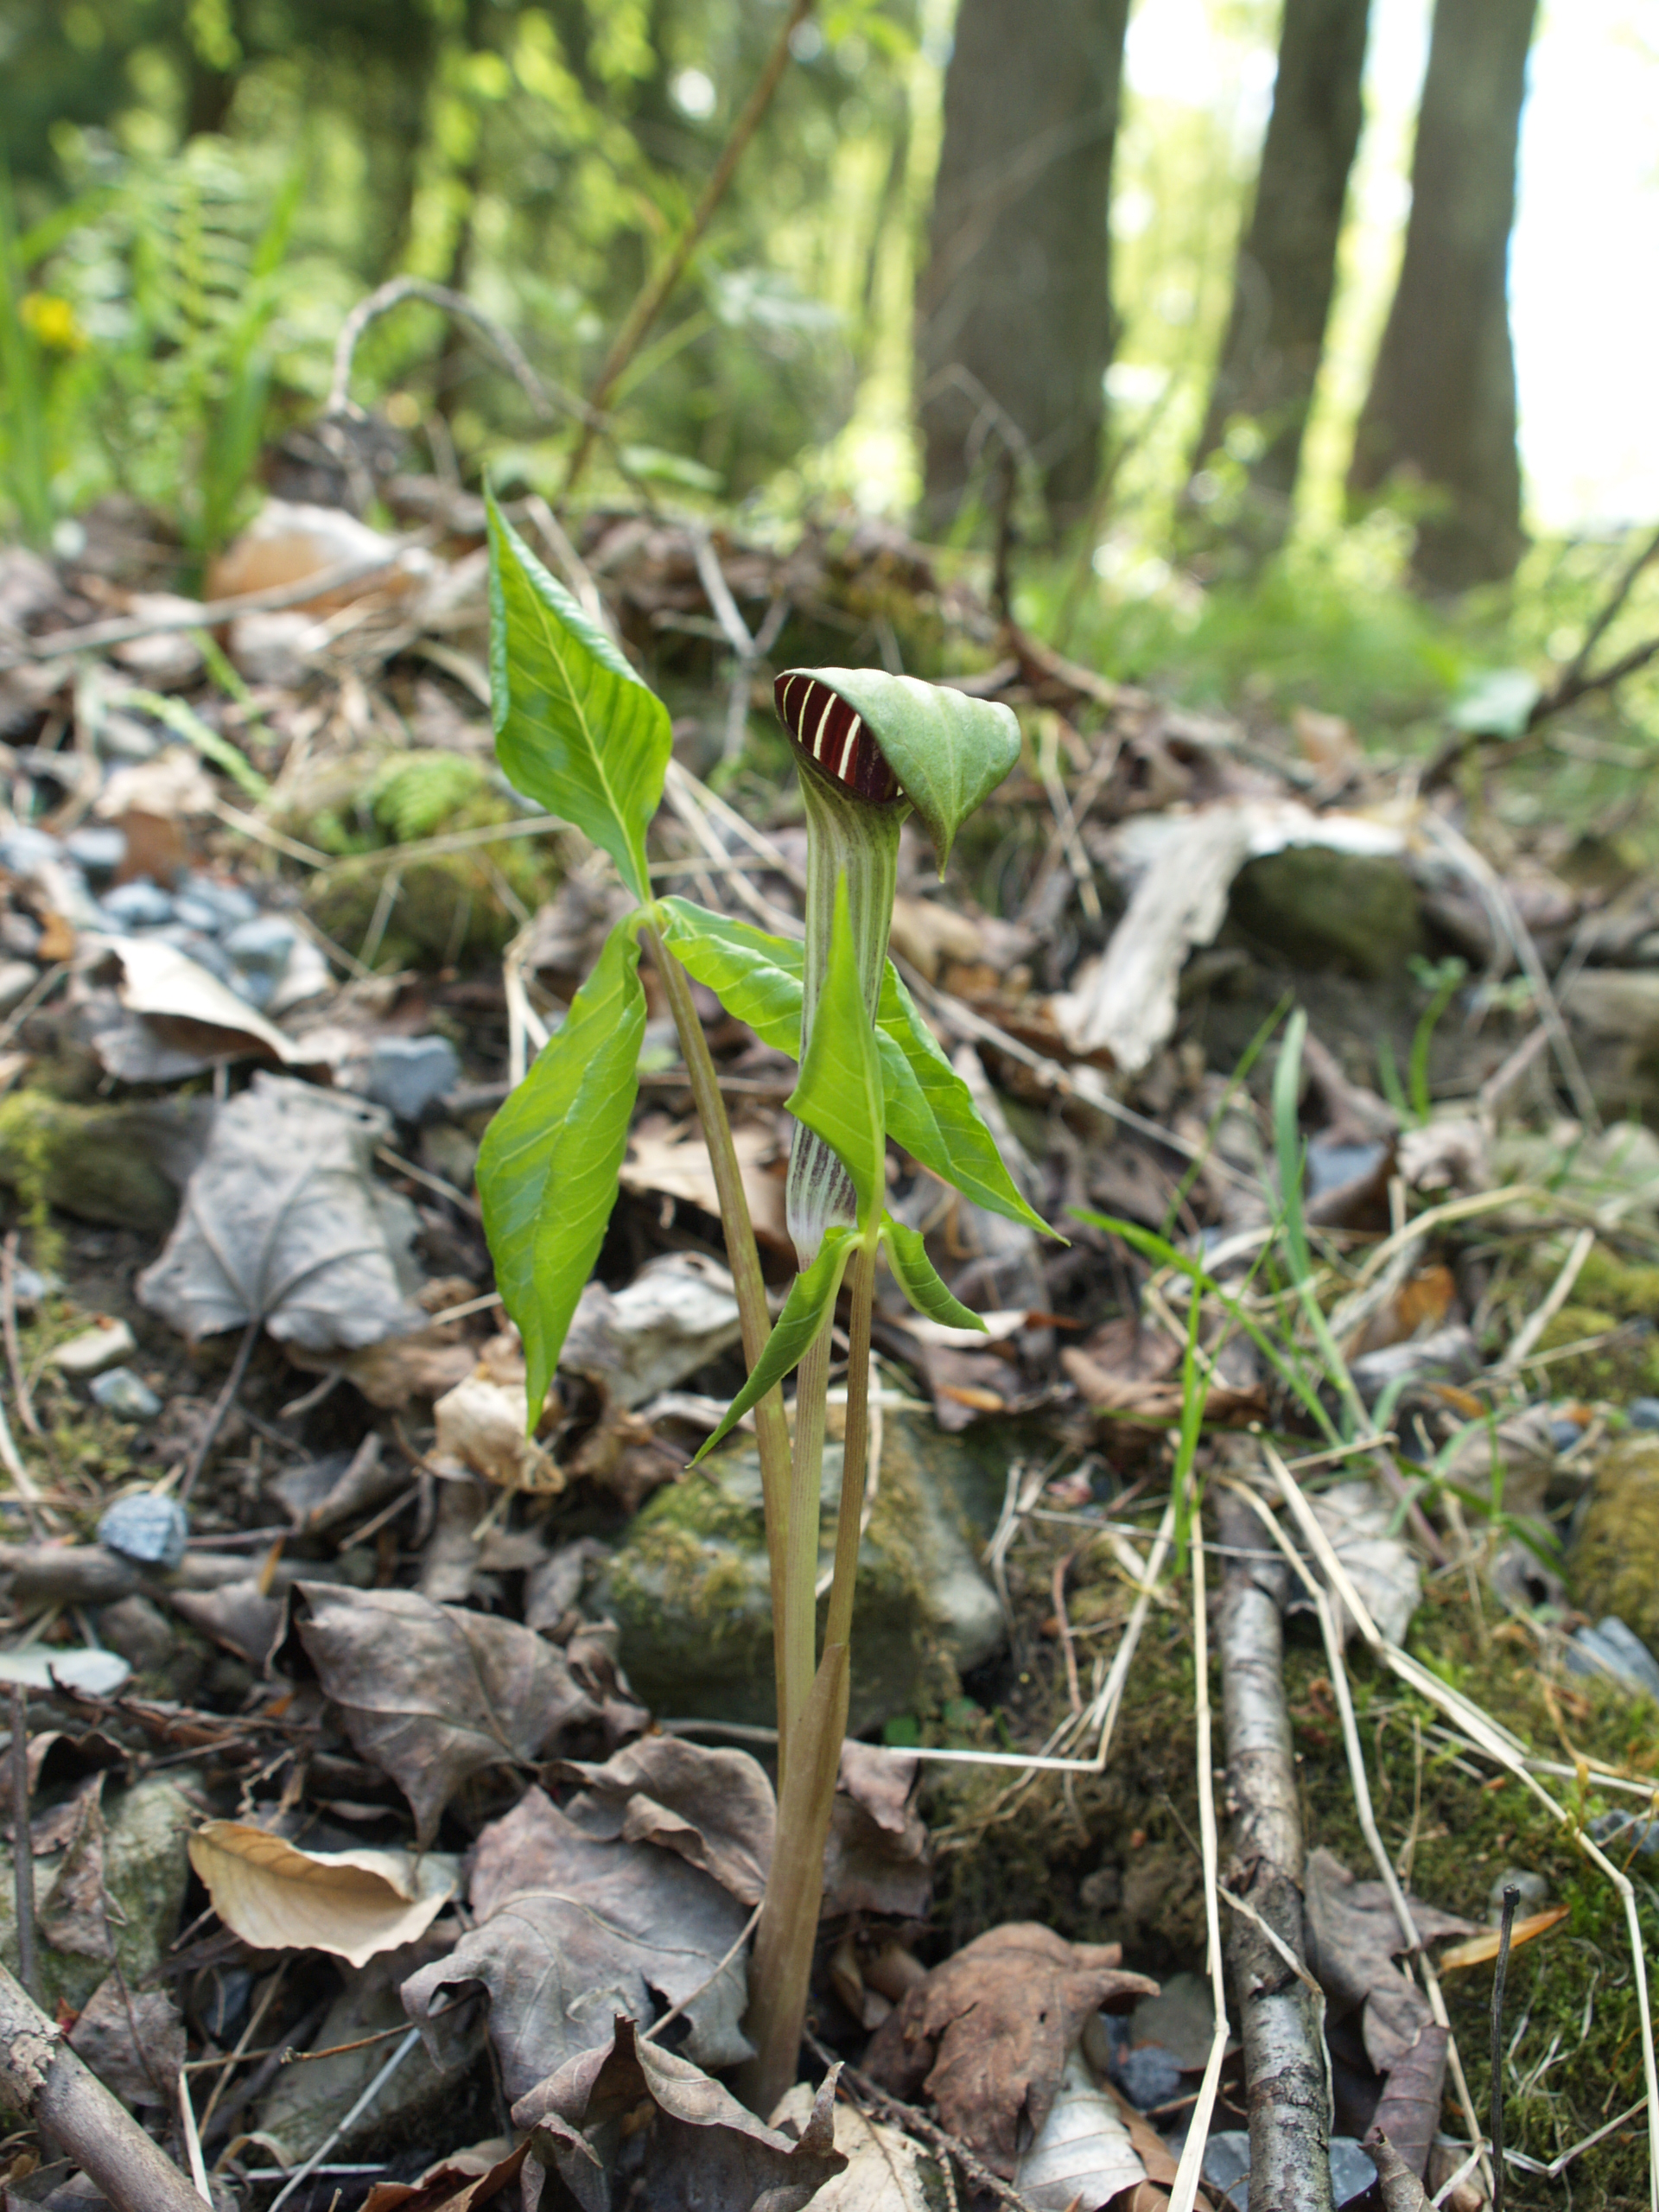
474;496;1051;2113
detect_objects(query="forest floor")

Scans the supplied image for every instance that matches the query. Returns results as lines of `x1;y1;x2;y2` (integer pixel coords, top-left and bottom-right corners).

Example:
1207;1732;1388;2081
0;476;1657;2212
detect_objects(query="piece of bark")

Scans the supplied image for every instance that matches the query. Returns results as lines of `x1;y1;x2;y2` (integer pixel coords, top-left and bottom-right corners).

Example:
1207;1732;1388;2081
1217;1491;1334;2212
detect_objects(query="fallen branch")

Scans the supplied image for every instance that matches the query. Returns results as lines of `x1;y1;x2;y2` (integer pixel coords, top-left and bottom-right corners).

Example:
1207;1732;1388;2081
0;1961;207;2212
1216;1491;1335;2212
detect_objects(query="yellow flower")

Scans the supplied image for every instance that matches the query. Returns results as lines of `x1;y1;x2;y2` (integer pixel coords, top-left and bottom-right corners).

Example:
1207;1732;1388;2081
20;293;87;353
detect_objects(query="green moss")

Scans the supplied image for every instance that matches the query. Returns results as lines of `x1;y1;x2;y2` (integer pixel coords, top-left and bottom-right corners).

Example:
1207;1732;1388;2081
1574;1244;1659;1320
1533;1304;1659;1400
0;1092;184;1233
1574;1439;1659;1652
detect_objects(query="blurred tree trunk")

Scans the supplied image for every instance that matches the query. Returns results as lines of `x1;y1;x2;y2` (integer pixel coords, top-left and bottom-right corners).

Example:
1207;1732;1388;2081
1347;0;1539;591
916;0;1131;539
1189;0;1372;561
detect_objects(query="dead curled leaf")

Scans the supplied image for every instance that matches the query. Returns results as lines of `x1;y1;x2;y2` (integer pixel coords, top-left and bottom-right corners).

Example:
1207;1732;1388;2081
1302;1849;1476;2072
822;1743;931;1922
296;1583;602;1847
359;2140;529;2212
1012;2048;1147;2209
188;1820;461;1968
1435;1904;1569;1972
138;1073;427;1351
66;1976;185;2107
865;1923;1158;2179
550;1735;776;1906
401;1784;754;2096
1370;2024;1448;2182
432;1369;563;1494
511;2014;842;2212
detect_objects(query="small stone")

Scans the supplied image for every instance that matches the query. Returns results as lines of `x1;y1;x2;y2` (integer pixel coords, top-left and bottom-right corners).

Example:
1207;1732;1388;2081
366;1034;461;1122
149;925;234;981
97;709;163;762
1565;1615;1659;1701
224;914;299;975
0;912;41;958
1588;1809;1659;1858
1549;1416;1586;1453
171;895;224;935
1114;2042;1182;2108
7;1264;48;1308
98;1493;189;1570
0;960;39;1016
65;825;127;880
1487;1867;1550;1921
100;880;175;930
52;1318;137;1377
88;1367;162;1421
1630;1398;1659;1431
182;874;259;929
1329;2140;1379;2207
0;826;63;878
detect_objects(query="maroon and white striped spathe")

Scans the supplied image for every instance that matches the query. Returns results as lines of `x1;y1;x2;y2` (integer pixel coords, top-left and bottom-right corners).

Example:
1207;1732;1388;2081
774;672;900;804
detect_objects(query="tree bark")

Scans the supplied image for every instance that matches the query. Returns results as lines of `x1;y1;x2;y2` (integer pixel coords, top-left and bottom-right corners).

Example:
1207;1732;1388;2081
1217;1493;1335;2212
1347;0;1540;591
0;1962;206;2212
1190;0;1373;559
916;0;1131;538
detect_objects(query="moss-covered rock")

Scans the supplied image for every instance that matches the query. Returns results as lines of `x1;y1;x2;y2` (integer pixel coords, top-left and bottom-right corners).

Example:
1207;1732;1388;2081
605;1411;1006;1733
1573;1438;1659;1658
0;1777;196;2012
1227;848;1424;980
0;1091;205;1232
307;843;556;972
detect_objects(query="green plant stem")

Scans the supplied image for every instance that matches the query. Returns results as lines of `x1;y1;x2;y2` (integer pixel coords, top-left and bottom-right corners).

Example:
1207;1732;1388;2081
642;924;795;1757
823;1241;876;1649
779;1320;833;1749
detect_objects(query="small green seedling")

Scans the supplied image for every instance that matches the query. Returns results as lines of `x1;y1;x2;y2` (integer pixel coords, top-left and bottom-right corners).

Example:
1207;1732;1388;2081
474;499;1050;2110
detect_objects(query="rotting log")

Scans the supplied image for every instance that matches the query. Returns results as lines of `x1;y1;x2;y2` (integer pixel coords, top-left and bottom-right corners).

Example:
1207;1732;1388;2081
1217;1490;1336;2212
0;1960;207;2212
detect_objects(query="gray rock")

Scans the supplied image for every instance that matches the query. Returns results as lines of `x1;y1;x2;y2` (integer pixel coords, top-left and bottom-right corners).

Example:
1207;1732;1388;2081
606;1410;1006;1733
88;1367;162;1421
99;880;175;929
1630;1397;1659;1432
0;826;63;878
1204;2133;1376;2212
1565;1615;1659;1701
52;1319;137;1376
98;1493;189;1570
1229;846;1425;980
365;1033;461;1122
1589;1809;1659;1859
225;914;299;975
1487;1867;1549;1920
171;894;224;935
0;960;39;1016
65;826;127;879
181;874;259;929
0;1646;130;1697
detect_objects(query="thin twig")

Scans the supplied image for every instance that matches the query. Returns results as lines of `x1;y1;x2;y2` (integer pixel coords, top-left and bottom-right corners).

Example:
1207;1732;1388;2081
10;1686;37;2002
327;274;586;426
178;1319;260;1503
1170;1504;1231;2212
264;2027;421;2212
12;556;423;661
1490;1885;1520;2212
3;1233;41;1442
563;0;816;497
806;2032;1042;2212
1529;521;1659;726
176;2070;212;2204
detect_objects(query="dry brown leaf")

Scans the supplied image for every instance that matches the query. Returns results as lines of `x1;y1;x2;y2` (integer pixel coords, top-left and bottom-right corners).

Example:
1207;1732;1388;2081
1303;1849;1476;2073
1062;1345;1267;1429
1363;2127;1435;2212
296;1583;601;1846
1436;1904;1569;1972
550;1736;776;1908
38;1777;112;1961
512;2015;842;2212
403;1785;753;2094
620;1116;789;1250
188;1820;460;1967
66;1976;185;2107
823;1743;931;1922
865;1923;1157;2179
1370;2024;1448;2181
138;1075;427;1351
359;2139;528;2212
431;1370;563;1494
99;934;311;1068
1014;2049;1147;2209
290;1329;480;1410
166;1579;288;1671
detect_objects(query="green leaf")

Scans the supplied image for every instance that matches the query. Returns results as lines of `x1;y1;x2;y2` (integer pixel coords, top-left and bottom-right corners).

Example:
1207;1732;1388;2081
695;1226;855;1459
784;668;1020;872
880;1216;987;1332
658;898;803;1054
787;874;886;1225
487;495;670;901
659;898;1052;1236
476;919;646;1421
874;965;1054;1237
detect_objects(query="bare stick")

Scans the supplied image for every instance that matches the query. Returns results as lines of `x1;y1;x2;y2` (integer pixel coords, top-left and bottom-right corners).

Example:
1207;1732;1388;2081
1490;1885;1520;2212
177;1318;260;1503
326;275;588;427
1216;1493;1334;2212
0;1960;207;2212
3;1234;41;1442
562;0;814;497
9;1687;37;2002
1529;521;1659;726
